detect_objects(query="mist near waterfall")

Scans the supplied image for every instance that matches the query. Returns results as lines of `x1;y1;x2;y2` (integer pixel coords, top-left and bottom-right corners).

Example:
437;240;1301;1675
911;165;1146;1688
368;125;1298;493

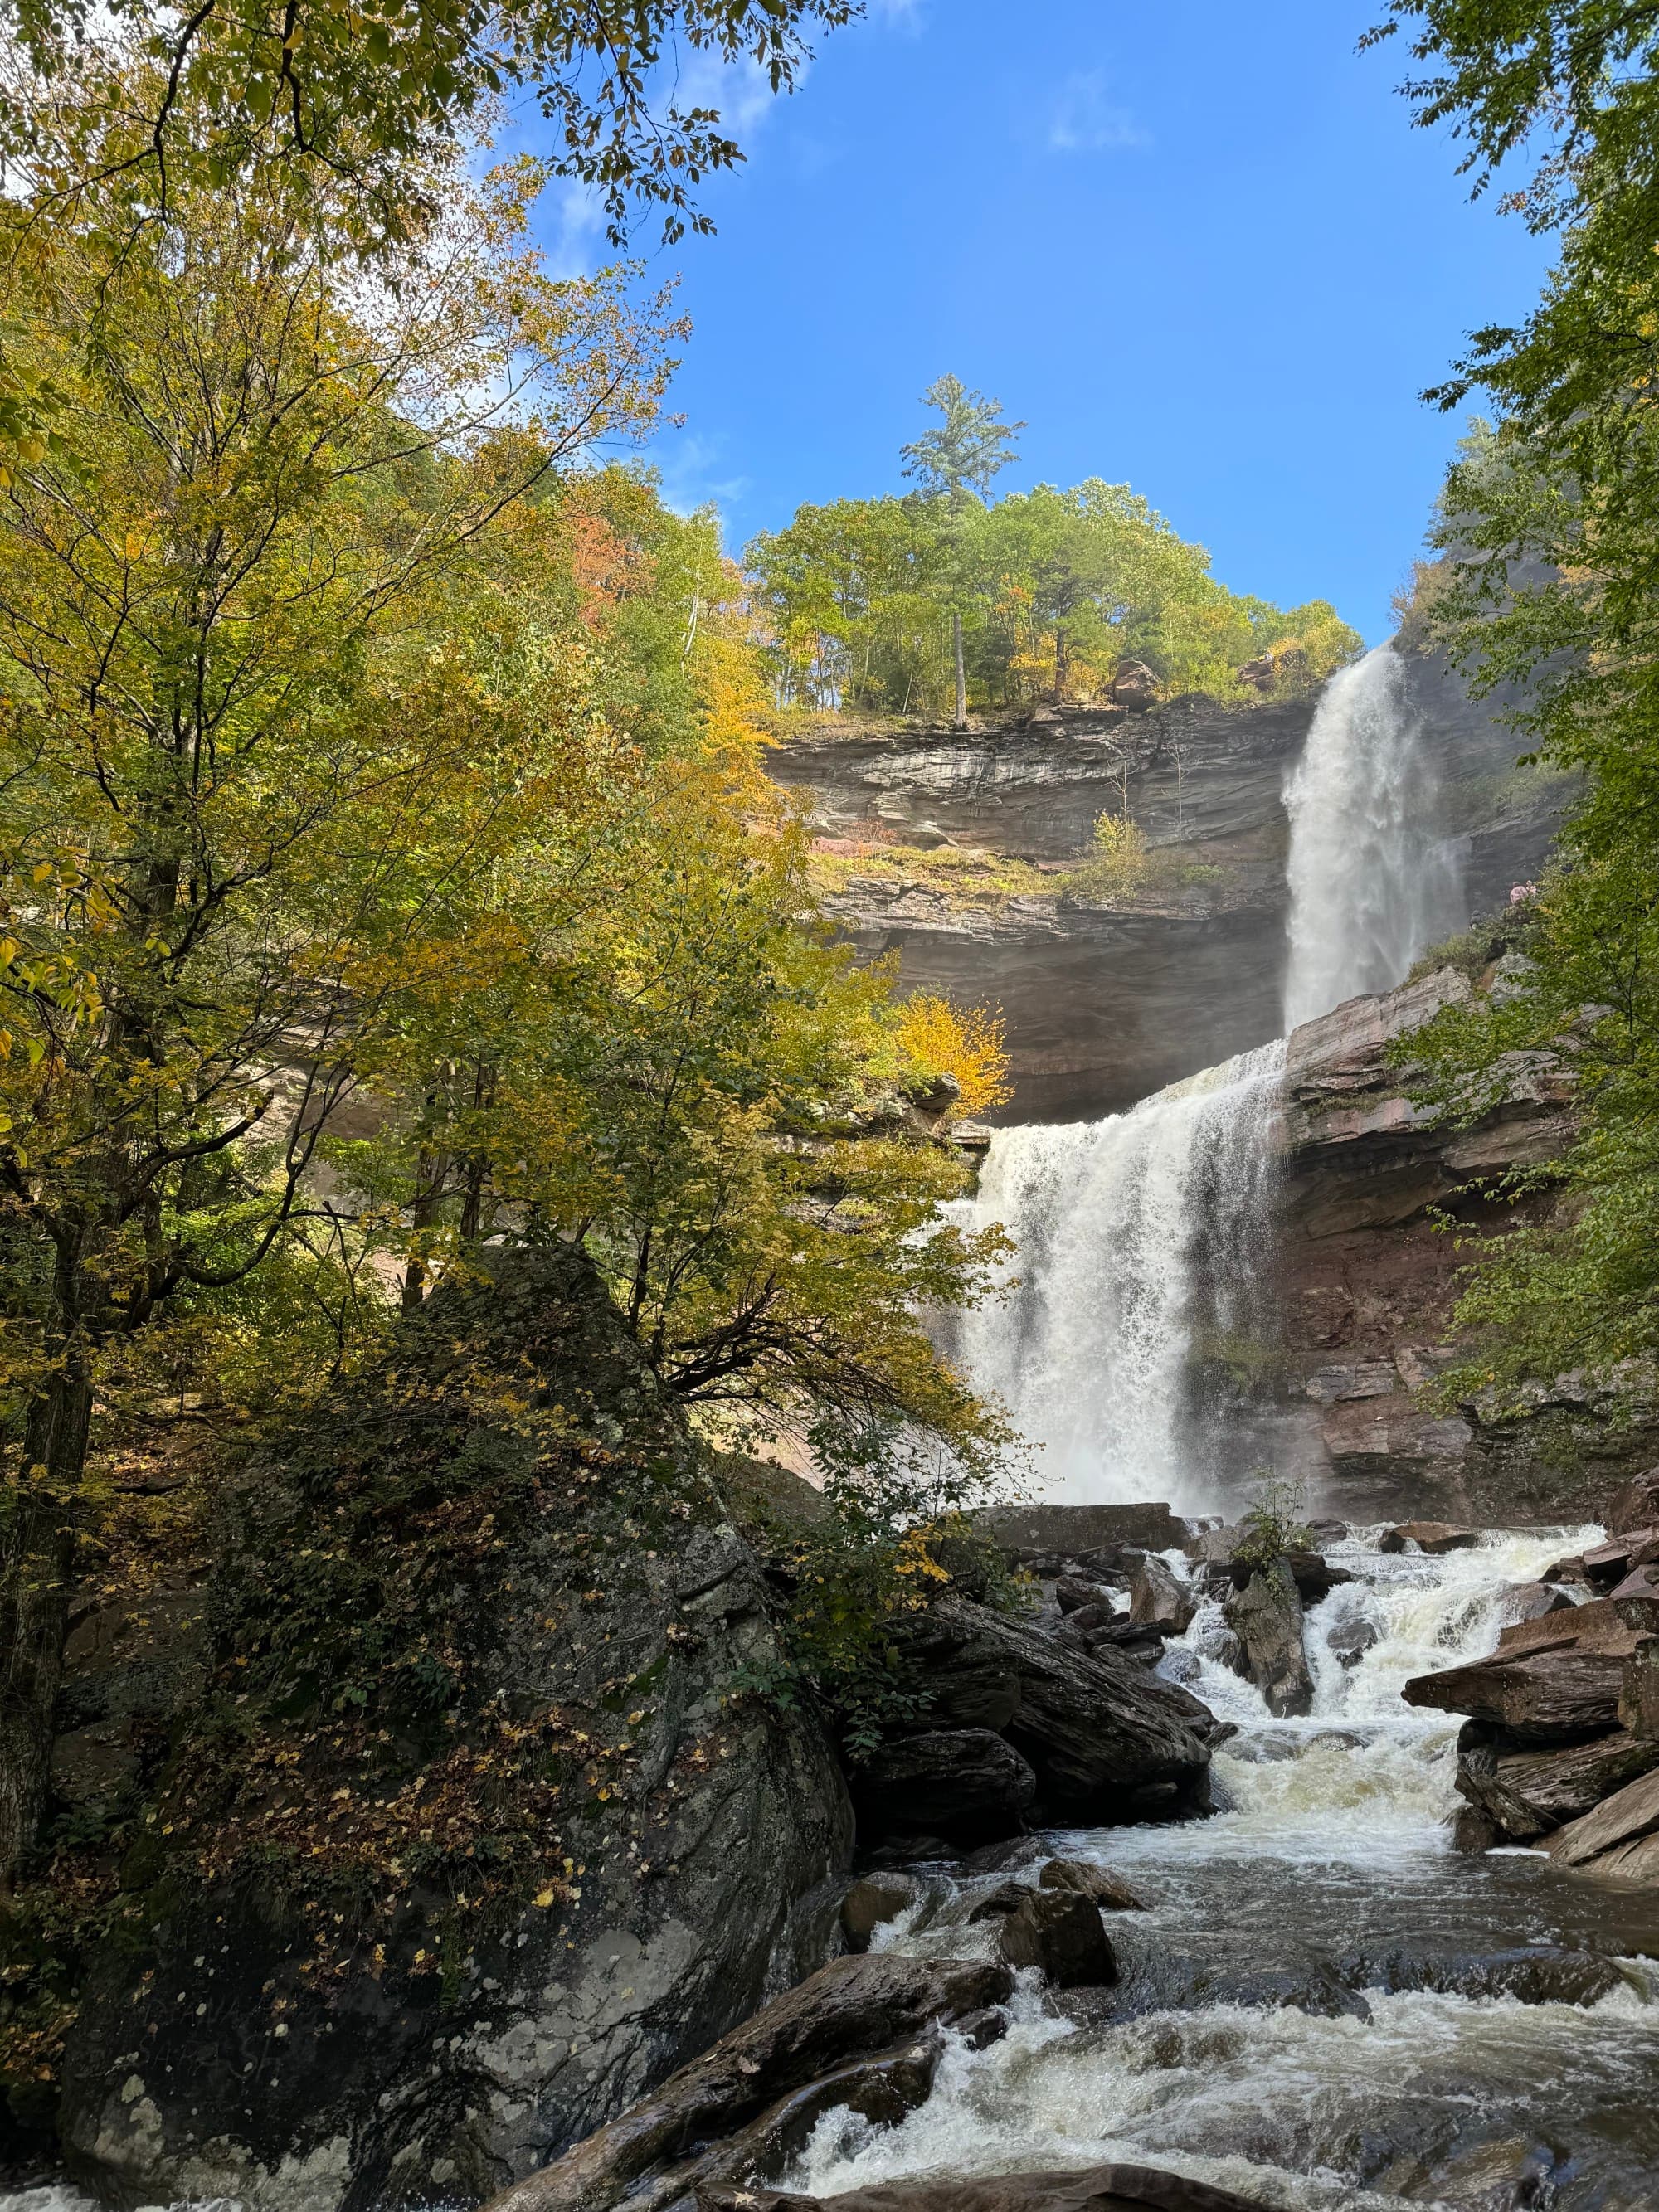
1282;642;1465;1032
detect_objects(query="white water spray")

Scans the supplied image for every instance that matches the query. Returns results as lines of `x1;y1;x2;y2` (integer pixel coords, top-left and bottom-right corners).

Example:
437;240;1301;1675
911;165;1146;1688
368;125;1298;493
945;1041;1285;1512
1282;642;1464;1031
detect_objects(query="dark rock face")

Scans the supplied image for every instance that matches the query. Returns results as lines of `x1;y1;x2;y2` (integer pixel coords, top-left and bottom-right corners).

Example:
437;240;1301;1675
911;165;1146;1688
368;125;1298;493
1223;1558;1312;1719
976;1502;1190;1553
59;1251;852;2212
893;1599;1214;1826
996;1889;1117;1987
1455;1721;1659;1839
479;1952;1013;2212
851;1729;1037;1850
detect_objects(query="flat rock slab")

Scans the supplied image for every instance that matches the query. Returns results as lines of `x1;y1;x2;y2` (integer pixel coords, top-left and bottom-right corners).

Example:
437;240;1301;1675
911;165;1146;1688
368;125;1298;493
700;2164;1266;2210
975;1504;1190;1554
1379;1521;1481;1554
1404;1646;1632;1739
1549;1762;1659;1868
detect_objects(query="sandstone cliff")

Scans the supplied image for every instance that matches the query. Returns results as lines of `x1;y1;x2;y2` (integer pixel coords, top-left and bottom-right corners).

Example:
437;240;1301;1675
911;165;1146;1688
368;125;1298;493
769;649;1570;1121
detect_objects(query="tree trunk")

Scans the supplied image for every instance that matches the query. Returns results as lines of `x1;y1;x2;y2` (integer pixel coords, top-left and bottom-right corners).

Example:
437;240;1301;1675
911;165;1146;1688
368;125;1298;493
952;611;967;732
1054;625;1067;706
0;1357;94;1885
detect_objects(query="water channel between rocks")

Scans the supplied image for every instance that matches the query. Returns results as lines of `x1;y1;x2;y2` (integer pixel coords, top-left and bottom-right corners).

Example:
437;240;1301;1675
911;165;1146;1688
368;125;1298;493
786;1529;1659;2212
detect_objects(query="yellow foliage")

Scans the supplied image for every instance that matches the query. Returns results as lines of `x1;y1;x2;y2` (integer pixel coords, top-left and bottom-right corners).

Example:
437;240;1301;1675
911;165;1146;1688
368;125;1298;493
895;993;1013;1118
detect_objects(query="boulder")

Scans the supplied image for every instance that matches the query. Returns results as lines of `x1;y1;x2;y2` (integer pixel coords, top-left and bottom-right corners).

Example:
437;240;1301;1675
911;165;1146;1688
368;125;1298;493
1223;1557;1313;1718
1110;660;1160;711
997;1889;1117;1987
1608;1468;1659;1534
1609;1561;1659;1605
851;1729;1036;1850
1057;1574;1116;1614
1039;1858;1147;1911
1403;1645;1634;1739
1378;1521;1481;1554
1325;1613;1380;1669
57;1249;854;2212
1452;1802;1502;1855
841;1873;921;1952
892;1599;1213;1823
1127;1554;1194;1635
1455;1721;1659;1840
1546;1763;1659;1868
1280;1550;1355;1602
699;2164;1268;2211
484;1952;1014;2212
1498;1581;1575;1627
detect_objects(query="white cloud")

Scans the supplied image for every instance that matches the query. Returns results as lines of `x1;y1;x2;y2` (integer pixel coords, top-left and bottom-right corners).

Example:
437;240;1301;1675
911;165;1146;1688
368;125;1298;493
1048;70;1148;154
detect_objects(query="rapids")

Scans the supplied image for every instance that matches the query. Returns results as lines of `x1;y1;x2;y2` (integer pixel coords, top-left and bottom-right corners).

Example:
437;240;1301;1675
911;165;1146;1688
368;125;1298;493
786;1529;1659;2210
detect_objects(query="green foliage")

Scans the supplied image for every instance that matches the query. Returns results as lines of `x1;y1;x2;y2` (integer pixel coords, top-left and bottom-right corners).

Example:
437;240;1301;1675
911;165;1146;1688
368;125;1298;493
1233;1475;1314;1569
750;469;1361;722
1058;809;1223;907
900;375;1024;499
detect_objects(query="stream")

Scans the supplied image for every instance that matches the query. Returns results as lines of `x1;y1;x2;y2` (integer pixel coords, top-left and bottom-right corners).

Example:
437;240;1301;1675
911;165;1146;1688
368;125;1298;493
785;1529;1659;2211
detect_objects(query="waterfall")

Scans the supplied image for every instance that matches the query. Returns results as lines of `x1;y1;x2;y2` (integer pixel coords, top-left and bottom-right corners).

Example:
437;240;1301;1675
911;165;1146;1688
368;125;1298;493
1282;641;1464;1031
945;1041;1286;1513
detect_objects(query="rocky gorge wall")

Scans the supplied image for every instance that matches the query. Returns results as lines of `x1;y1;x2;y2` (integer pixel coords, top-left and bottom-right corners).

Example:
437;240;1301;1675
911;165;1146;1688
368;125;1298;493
768;647;1572;1122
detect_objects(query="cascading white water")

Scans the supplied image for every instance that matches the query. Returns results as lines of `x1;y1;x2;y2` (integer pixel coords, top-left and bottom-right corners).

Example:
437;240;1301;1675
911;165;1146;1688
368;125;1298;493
944;1042;1285;1513
784;1530;1659;2211
1282;641;1465;1031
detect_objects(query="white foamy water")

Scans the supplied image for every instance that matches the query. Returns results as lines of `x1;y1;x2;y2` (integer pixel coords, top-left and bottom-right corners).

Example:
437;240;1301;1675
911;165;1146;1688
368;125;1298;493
1282;643;1465;1032
943;1041;1286;1514
788;1529;1659;2210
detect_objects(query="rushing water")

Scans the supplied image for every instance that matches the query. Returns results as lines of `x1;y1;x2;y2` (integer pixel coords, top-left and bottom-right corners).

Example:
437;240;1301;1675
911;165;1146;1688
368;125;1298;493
943;1042;1287;1514
1282;643;1466;1033
786;1531;1659;2210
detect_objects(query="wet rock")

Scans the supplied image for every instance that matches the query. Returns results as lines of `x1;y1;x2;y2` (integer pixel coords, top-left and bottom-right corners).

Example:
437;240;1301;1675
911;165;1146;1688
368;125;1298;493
1454;1719;1659;1839
1128;1553;1194;1635
1039;1858;1147;1910
484;1952;1014;2212
1159;1646;1201;1685
1057;1574;1116;1614
1067;1598;1121;1633
1223;1556;1313;1718
840;1872;920;1951
701;2166;1267;2211
1403;1644;1633;1740
851;1729;1036;1850
966;1877;1036;1922
1452;1802;1502;1854
1498;1580;1575;1627
892;1598;1214;1823
1546;1761;1659;1867
1622;1636;1659;1740
1325;1612;1381;1669
1378;1520;1481;1554
997;1889;1117;1987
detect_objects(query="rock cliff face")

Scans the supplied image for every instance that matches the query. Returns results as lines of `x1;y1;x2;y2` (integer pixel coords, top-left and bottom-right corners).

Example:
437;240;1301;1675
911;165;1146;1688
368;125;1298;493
1275;970;1658;1523
768;650;1571;1122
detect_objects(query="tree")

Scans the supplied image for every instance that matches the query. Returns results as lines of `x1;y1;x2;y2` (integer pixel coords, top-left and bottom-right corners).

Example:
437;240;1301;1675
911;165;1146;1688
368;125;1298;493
900;375;1024;731
0;85;678;1881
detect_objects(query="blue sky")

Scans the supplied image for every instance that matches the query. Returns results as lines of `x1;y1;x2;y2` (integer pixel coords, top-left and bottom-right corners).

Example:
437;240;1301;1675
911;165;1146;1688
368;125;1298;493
528;0;1554;645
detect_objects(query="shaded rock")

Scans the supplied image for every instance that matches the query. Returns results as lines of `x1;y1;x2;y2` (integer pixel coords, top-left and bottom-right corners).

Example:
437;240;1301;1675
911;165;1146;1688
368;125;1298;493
1498;1581;1575;1628
1452;1802;1502;1855
1057;1574;1115;1614
1067;1598;1121;1633
997;1889;1117;1987
1608;1468;1659;1534
851;1729;1036;1850
1127;1554;1194;1635
1039;1858;1147;1911
1223;1557;1312;1718
700;2163;1267;2211
1546;1762;1659;1868
1403;1645;1633;1740
58;1248;853;2212
1609;1561;1659;1605
1378;1520;1481;1554
1454;1720;1659;1840
484;1952;1014;2212
892;1599;1213;1823
966;1878;1036;1923
977;1503;1190;1555
841;1873;920;1952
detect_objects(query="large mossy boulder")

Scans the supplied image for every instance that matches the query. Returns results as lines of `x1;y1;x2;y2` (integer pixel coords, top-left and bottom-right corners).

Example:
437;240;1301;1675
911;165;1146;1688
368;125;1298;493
58;1247;851;2212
